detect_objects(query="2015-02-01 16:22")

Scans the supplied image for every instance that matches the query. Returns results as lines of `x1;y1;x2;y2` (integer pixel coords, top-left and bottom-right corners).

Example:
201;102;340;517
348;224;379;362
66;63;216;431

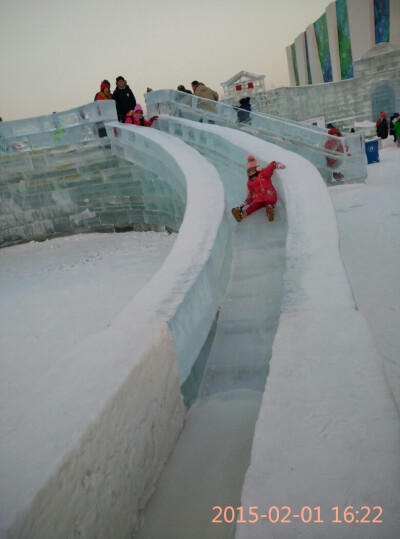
212;505;383;524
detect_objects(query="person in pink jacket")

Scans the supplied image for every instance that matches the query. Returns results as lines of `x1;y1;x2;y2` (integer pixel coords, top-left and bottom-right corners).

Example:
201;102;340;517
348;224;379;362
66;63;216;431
232;155;284;223
125;104;158;127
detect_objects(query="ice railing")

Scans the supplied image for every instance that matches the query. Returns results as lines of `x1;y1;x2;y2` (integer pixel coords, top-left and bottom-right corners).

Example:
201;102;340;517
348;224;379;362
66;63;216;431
0;101;117;153
145;90;367;185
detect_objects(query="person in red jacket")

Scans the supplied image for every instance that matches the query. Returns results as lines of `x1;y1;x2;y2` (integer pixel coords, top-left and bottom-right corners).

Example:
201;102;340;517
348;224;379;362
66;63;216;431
124;104;158;127
324;126;349;180
95;81;113;100
232;155;285;223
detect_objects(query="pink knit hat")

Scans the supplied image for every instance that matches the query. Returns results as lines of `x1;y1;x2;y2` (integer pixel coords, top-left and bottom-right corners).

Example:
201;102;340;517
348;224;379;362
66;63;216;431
247;155;261;172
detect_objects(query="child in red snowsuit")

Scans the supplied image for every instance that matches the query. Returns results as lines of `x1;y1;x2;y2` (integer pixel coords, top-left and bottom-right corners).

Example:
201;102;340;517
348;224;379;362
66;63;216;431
324;127;349;180
232;155;284;223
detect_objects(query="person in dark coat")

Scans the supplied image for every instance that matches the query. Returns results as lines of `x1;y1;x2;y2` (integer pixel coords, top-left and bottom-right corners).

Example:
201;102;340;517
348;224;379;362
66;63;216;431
177;85;192;94
376;111;388;139
112;76;136;122
237;97;252;124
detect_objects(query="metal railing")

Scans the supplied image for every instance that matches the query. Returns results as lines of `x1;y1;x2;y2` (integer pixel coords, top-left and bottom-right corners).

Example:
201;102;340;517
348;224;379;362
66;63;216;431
145;90;367;185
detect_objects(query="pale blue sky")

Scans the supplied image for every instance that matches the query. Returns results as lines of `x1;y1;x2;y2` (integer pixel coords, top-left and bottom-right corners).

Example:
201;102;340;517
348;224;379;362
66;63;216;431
0;0;332;121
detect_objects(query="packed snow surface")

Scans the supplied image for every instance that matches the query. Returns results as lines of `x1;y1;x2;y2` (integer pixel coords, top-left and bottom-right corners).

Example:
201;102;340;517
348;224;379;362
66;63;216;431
0;231;177;409
330;138;400;406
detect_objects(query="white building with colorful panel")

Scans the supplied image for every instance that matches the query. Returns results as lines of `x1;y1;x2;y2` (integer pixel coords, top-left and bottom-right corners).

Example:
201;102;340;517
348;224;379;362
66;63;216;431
286;0;400;86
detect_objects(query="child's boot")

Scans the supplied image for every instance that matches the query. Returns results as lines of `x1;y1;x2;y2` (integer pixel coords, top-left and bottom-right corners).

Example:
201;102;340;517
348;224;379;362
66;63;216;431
232;207;246;222
266;205;275;222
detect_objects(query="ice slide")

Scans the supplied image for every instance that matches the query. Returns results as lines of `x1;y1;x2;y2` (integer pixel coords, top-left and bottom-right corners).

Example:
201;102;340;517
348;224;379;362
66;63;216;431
0;102;399;538
145;89;368;186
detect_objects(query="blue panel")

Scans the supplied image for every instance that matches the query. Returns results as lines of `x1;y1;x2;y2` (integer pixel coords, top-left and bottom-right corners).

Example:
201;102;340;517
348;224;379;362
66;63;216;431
374;0;390;43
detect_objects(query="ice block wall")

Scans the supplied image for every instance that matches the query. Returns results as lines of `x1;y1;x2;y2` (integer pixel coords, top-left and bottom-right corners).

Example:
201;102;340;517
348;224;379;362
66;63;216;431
105;122;232;385
0;110;232;537
0;102;186;246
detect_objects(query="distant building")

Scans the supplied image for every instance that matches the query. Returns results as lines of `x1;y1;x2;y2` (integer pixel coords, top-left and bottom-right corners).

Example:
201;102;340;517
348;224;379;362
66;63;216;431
221;47;399;129
286;0;400;86
220;71;265;100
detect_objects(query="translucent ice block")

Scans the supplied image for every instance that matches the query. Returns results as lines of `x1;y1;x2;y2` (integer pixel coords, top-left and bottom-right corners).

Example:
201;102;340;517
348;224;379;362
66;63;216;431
145;89;367;184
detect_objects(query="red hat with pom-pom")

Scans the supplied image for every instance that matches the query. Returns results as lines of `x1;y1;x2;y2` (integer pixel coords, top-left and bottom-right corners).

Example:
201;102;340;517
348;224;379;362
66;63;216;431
247;155;261;172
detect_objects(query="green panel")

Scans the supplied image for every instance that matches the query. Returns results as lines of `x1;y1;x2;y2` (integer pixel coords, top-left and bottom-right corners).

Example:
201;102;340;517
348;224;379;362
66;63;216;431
291;43;300;86
336;0;354;79
304;32;312;85
314;13;333;82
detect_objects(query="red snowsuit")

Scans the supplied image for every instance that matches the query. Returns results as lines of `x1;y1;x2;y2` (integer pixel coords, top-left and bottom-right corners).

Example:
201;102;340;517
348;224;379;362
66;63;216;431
243;161;278;216
325;128;349;168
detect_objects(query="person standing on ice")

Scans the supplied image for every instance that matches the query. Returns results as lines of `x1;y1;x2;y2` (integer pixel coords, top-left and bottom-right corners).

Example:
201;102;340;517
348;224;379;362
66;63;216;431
113;76;136;122
236;97;252;124
191;81;218;101
125;104;158;127
95;81;113;101
94;79;111;101
232;155;285;223
177;85;192;94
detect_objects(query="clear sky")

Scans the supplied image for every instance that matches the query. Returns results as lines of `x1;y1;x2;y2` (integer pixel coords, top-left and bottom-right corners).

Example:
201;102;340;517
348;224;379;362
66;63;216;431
0;0;333;121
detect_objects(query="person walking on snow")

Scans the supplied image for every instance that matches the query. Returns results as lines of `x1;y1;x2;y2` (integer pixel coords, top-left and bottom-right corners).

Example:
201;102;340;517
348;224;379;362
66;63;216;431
232;155;285;223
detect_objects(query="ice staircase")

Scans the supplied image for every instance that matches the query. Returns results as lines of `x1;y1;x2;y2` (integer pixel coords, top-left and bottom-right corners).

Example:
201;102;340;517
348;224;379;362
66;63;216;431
1;101;398;538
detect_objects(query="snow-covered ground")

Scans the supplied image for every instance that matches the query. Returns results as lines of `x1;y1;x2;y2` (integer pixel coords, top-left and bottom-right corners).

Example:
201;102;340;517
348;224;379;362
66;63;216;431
0;231;177;412
329;137;400;407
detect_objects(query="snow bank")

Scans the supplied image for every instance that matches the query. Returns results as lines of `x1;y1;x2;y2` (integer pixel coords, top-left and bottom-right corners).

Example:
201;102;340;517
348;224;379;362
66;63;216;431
1;124;230;537
231;136;400;537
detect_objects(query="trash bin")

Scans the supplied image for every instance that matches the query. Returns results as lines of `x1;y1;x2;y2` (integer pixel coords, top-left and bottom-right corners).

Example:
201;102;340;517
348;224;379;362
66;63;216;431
365;138;379;164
